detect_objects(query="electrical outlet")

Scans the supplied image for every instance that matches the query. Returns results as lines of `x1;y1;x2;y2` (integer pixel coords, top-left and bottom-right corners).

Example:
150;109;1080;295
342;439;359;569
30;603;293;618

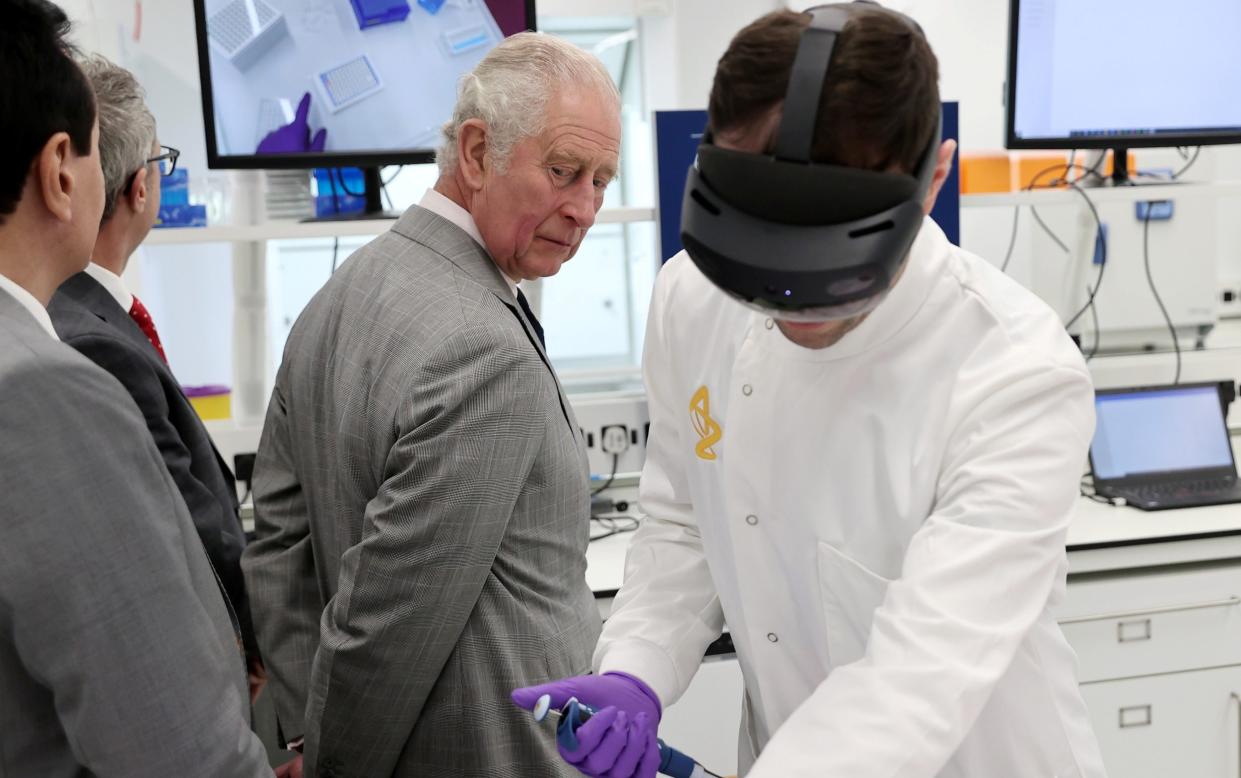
601;424;630;454
569;392;650;478
1221;286;1241;319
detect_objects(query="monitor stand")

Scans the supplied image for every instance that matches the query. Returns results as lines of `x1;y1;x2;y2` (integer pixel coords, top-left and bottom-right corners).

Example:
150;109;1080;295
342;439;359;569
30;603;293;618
1110;147;1131;186
302;167;402;222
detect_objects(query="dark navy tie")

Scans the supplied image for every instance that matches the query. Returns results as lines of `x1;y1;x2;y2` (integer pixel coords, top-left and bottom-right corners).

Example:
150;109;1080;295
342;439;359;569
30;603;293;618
516;288;545;349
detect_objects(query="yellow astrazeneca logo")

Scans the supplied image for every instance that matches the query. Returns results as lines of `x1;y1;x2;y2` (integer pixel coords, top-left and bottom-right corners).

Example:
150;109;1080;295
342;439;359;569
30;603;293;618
689;385;722;461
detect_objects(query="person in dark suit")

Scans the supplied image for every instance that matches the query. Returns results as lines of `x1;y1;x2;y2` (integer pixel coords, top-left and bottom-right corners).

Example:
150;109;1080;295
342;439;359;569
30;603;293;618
0;2;269;774
46;54;263;697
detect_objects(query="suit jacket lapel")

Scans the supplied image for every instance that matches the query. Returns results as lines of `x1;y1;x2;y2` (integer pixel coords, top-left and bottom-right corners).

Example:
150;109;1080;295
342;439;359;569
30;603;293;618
59;272;162;360
392;206;578;434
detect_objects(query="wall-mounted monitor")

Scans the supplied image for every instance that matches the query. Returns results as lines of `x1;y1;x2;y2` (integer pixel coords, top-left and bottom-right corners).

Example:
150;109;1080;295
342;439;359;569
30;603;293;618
193;0;535;179
1005;0;1241;178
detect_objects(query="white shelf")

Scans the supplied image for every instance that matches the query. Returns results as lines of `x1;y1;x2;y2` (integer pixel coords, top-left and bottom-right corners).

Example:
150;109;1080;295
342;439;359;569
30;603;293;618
963;181;1241;209
144;206;657;245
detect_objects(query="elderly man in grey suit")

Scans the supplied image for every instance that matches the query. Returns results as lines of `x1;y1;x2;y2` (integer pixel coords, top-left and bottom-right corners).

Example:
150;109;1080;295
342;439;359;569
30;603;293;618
242;32;621;777
0;2;269;775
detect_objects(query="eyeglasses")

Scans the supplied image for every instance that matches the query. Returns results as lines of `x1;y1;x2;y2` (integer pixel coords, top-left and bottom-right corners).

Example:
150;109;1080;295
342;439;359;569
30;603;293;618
147;145;180;176
124;145;180;195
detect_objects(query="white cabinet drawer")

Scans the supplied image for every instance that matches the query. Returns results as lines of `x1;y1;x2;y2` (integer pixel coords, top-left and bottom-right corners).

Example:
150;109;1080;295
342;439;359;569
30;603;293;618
1061;595;1241;683
1080;665;1241;778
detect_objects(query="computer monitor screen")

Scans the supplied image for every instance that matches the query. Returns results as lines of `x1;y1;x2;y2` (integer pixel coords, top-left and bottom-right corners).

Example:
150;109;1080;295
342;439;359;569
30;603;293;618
1006;0;1241;149
1090;385;1234;481
194;0;535;168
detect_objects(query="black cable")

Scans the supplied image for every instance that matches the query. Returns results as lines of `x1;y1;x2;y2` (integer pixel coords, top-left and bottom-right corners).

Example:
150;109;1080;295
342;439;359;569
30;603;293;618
999;160;1106;273
330;236;340;274
1173;146;1201;180
1142;203;1181;384
336;167;364;197
1086;283;1101;360
1060;183;1106;332
591;453;620;497
589;513;639;542
999;205;1021;272
381;165;404;185
1030;206;1070;254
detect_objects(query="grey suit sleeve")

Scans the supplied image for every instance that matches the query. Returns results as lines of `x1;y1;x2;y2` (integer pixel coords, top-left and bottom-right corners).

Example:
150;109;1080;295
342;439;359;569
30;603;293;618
303;324;550;777
243;381;322;741
0;357;270;777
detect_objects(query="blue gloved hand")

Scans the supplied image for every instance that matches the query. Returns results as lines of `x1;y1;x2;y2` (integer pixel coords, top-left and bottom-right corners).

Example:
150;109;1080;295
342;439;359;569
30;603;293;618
256;92;327;154
513;672;663;778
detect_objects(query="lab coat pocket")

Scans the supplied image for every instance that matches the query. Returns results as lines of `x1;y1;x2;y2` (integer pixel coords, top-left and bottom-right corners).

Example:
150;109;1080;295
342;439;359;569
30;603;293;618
817;541;893;667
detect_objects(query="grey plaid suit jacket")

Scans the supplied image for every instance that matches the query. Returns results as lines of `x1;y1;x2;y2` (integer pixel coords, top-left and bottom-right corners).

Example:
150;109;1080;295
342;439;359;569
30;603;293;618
243;205;601;777
0;290;268;776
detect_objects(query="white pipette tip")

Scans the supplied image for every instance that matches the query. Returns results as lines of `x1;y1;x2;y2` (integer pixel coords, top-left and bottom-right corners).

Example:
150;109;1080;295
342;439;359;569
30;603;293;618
533;693;552;722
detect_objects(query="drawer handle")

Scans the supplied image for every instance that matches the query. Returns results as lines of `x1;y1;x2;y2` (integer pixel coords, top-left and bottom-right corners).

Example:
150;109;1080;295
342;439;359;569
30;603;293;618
1061;596;1241;625
1119;705;1152;728
1117;618;1151;643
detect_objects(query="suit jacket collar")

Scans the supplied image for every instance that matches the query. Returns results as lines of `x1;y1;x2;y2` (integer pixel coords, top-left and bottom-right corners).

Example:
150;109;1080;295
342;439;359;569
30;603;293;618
58;271;163;360
392;205;515;305
0;283;54;342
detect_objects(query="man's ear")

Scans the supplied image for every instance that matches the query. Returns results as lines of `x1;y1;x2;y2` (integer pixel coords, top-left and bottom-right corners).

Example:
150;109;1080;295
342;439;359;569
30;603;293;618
457;118;489;192
127;166;150;214
36;132;76;223
921;139;957;216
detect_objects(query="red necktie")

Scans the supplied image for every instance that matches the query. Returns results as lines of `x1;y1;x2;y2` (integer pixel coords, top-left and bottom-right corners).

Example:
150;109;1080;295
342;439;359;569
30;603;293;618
128;295;167;363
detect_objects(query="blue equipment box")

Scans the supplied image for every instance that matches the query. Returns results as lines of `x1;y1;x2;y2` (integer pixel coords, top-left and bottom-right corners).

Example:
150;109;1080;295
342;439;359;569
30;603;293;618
1136;200;1174;221
161;168;190;206
313;168;367;217
155;204;207;228
350;0;410;28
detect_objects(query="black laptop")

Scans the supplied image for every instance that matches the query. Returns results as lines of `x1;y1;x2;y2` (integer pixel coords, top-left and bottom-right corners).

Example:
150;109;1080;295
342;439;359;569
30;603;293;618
1089;382;1241;511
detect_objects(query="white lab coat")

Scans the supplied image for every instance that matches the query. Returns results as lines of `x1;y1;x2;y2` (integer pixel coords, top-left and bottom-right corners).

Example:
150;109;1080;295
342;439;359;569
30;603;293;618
594;218;1108;778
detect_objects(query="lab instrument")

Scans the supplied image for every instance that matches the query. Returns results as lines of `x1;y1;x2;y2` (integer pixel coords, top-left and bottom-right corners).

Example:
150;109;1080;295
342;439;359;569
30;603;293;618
533;694;724;778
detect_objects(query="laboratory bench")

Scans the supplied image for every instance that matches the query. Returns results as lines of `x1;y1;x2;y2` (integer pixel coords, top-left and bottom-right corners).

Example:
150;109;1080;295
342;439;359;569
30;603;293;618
586;485;1241;777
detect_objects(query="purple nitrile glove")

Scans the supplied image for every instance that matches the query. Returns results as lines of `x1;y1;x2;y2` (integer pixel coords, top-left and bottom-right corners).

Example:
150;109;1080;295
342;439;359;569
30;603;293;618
512;672;663;778
256;92;327;154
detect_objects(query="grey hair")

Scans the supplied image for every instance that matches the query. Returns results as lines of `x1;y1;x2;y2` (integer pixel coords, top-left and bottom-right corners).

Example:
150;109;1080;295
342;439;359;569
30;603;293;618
78;54;157;221
437;32;619;177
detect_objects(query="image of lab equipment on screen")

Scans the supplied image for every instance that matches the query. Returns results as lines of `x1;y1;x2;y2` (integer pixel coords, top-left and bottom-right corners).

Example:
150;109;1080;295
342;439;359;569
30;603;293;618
202;0;515;158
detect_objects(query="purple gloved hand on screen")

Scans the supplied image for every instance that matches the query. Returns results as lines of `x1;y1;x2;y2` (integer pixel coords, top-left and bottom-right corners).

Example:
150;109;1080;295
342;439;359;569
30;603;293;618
513;672;663;778
256;92;327;154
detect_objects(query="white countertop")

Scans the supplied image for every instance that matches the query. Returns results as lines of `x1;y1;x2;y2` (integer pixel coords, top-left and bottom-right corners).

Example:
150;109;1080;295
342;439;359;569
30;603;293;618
586;490;1241;594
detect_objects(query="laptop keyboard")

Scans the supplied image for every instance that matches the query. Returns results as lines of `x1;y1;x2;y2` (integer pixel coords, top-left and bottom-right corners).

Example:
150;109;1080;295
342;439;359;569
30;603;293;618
1130;478;1239;498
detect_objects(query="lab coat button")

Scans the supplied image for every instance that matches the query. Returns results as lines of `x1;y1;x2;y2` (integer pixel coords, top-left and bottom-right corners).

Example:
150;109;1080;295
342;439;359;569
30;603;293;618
765;318;774;330
745;514;758;526
767;632;779;643
742;384;753;396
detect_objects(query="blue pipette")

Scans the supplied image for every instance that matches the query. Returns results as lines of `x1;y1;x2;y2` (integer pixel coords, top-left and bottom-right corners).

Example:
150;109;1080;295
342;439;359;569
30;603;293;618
532;694;721;778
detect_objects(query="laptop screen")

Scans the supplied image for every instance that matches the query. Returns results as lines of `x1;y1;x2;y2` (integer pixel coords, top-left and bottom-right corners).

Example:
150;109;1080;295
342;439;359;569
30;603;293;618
1091;385;1234;481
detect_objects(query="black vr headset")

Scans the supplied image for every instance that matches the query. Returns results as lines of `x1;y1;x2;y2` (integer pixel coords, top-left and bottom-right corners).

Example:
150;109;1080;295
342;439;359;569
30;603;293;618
680;1;941;320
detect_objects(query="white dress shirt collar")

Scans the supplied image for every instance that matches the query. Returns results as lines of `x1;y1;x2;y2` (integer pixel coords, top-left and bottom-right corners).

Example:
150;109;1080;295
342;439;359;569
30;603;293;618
84;262;134;312
418;189;519;297
0;272;58;340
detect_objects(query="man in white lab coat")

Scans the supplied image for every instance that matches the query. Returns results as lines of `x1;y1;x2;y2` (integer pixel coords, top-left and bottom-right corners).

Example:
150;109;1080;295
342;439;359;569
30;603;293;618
514;4;1107;778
